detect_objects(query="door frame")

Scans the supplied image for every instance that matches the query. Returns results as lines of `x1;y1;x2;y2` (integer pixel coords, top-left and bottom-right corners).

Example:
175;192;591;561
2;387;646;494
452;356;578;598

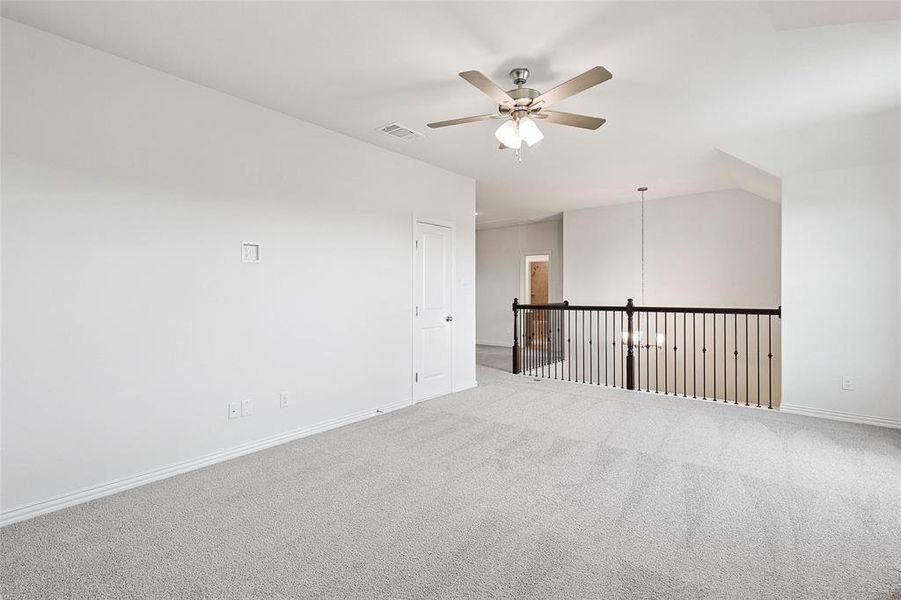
521;251;552;305
411;216;455;403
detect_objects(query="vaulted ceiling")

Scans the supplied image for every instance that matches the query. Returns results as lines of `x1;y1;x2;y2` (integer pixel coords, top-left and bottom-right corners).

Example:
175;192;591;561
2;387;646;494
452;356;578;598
3;1;898;227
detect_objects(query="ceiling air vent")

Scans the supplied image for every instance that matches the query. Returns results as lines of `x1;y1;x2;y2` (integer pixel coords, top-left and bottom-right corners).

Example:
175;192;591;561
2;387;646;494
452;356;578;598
378;122;423;141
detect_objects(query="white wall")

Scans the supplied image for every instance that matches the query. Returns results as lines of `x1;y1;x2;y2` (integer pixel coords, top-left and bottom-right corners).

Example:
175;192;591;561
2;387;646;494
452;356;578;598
476;220;563;346
782;163;900;424
563;189;781;308
0;20;476;516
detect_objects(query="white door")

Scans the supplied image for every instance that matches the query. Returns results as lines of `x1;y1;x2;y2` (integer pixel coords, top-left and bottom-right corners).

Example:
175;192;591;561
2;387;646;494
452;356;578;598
413;221;453;401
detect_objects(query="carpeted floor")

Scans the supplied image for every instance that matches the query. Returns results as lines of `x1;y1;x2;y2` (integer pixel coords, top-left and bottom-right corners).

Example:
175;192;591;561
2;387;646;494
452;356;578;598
2;351;900;599
475;343;513;372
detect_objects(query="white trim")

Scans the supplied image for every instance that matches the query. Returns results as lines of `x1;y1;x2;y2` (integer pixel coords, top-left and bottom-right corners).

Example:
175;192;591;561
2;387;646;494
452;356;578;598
0;399;411;527
453;381;478;394
780;404;901;429
521;251;551;304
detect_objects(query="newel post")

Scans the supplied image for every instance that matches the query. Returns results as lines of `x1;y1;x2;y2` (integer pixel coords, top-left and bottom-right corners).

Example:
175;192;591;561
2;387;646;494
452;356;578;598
626;298;636;390
512;298;521;374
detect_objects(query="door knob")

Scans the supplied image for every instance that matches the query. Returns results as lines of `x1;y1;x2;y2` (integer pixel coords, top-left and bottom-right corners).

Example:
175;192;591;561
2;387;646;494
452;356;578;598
445;316;453;322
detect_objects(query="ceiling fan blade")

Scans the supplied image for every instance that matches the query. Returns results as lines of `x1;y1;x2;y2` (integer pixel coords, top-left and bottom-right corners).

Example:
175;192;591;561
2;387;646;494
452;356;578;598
459;71;515;106
534;110;606;130
427;114;496;128
531;66;612;108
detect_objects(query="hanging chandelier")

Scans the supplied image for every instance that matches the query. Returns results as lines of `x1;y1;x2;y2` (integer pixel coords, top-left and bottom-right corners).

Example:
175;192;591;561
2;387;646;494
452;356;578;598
623;186;665;349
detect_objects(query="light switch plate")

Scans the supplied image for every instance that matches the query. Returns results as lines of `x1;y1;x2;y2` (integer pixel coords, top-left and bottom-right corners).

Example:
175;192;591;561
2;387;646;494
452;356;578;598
241;241;261;263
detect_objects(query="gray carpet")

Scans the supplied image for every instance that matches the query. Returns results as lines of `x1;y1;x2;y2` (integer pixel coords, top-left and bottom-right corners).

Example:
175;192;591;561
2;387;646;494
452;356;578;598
475;344;513;372
2;359;900;599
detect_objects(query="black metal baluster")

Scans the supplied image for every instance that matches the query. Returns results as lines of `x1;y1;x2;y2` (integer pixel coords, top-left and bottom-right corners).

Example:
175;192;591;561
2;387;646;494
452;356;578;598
575;309;579;383
768;315;773;409
538;309;543;378
655;312;659;393
522;309;532;375
733;313;739;405
664;312;668;395
612;311;616;388
745;315;749;406
616;311;626;389
582;310;586;384
576;309;581;383
525;309;535;375
612;311;617;388
605;311;609;386
520;309;525;376
713;312;717;401
552;308;557;380
756;315;761;408
567;309;572;381
724;313;728;404
546;308;551;378
683;312;687;397
702;313;707;400
588;310;593;384
530;309;534;376
636;310;640;391
531;309;535;376
594;311;607;385
559;308;564;380
646;312;650;392
523;309;534;375
525;309;529;375
673;313;679;396
544;308;549;379
692;313;697;398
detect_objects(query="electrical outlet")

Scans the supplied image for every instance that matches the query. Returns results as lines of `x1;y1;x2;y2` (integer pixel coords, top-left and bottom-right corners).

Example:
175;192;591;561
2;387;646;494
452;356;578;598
279;391;289;408
228;401;241;419
842;376;855;391
241;399;253;416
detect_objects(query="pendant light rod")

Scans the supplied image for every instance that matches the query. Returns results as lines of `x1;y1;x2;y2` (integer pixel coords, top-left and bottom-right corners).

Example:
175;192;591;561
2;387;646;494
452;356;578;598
638;187;648;305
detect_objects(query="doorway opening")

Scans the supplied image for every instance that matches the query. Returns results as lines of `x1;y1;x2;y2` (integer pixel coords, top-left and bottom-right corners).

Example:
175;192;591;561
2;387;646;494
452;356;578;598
524;254;550;349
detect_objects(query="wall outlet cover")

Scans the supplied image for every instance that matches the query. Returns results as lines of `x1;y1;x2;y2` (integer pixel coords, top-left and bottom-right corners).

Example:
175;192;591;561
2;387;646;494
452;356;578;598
241;399;253;416
228;401;241;419
279;391;289;408
841;376;855;391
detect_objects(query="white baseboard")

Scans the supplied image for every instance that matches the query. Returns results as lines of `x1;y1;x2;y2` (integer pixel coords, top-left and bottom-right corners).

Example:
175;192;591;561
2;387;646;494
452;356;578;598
0;398;412;527
780;404;901;429
454;381;478;393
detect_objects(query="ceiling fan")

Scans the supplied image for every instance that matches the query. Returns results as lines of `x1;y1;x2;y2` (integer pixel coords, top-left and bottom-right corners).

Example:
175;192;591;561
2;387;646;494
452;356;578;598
427;66;612;153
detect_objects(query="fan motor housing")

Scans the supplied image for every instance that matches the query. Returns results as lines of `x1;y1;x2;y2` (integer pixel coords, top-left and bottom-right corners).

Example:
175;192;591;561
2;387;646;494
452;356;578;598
509;67;530;86
499;87;540;115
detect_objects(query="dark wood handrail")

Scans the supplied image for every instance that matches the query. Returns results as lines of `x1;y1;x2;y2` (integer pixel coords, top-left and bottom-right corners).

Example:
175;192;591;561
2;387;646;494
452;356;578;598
515;302;780;316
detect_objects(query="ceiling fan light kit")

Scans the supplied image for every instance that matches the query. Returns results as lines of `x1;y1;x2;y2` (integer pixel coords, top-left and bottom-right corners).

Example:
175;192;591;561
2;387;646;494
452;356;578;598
428;65;611;160
495;119;522;149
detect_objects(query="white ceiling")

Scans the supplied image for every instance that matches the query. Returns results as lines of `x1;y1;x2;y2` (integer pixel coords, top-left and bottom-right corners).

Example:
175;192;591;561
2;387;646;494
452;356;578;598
3;1;899;227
